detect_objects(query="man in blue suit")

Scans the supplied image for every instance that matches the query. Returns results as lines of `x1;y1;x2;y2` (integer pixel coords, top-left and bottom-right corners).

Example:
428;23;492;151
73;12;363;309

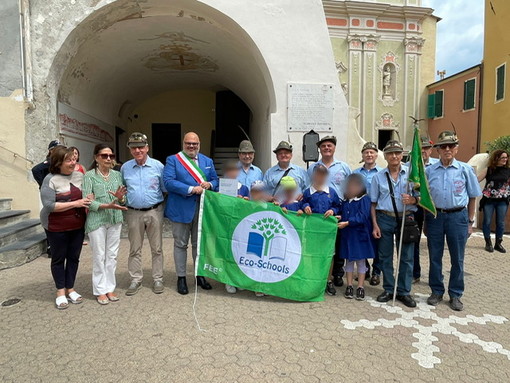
164;132;219;294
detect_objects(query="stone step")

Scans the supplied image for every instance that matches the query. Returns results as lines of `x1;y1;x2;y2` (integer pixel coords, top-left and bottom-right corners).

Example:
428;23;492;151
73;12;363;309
0;219;43;248
0;232;47;270
0;198;13;212
0;210;31;228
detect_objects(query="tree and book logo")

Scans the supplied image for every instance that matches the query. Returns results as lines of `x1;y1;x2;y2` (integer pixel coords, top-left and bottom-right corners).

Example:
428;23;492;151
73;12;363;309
231;211;301;283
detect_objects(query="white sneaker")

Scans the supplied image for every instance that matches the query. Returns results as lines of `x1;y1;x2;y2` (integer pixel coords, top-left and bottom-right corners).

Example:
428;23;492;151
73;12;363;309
225;284;237;294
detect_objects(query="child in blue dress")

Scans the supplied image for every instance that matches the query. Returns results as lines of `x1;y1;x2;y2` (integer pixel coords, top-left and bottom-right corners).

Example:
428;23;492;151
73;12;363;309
301;164;341;295
337;173;375;300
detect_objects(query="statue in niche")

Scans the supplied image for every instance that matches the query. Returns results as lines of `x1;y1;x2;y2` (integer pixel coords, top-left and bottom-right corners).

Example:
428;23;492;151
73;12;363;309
383;65;392;97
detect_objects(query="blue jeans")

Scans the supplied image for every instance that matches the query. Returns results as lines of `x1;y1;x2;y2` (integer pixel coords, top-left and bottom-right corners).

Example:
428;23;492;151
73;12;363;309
482;200;509;239
425;209;468;298
376;212;414;296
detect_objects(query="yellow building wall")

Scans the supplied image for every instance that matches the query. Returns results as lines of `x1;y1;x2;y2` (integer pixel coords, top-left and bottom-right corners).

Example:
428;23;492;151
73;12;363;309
0;90;40;217
481;0;510;149
122;89;216;161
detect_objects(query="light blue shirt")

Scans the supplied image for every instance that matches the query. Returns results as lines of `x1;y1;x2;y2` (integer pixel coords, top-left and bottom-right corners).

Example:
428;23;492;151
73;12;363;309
237;162;263;188
425;159;482;209
308;159;352;200
370;166;417;213
353;165;384;192
121;156;166;209
426;157;440;166
263;163;309;195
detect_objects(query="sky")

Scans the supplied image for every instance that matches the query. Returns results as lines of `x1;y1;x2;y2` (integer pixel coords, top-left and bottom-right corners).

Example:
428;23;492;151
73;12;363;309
422;0;484;80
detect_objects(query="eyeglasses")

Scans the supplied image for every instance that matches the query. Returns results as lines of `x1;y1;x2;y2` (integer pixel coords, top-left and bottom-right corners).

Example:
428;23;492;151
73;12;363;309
99;154;116;160
184;142;199;147
439;144;457;150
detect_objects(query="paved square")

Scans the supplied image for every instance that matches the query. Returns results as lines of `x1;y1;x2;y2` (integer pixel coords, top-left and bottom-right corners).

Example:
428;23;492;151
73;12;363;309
1;233;510;382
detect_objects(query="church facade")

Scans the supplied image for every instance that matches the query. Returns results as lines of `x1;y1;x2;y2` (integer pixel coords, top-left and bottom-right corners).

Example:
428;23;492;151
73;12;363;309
0;0;437;214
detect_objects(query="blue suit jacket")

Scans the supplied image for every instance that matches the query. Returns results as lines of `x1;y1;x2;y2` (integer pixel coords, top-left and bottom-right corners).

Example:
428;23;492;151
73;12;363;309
163;153;219;223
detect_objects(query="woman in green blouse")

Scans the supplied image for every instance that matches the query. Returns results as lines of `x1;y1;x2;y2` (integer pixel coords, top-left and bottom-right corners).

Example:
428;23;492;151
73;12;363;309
83;144;127;305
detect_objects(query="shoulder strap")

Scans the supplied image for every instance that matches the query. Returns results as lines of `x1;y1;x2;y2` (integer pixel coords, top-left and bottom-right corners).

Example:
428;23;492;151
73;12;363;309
272;168;292;196
385;172;400;218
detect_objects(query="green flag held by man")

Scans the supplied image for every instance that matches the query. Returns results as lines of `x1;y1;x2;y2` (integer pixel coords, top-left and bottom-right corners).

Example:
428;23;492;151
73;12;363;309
408;126;437;216
196;191;338;302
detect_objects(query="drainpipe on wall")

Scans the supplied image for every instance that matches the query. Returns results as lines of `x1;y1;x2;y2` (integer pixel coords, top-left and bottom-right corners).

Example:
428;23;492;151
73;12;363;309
18;0;33;105
476;63;483;154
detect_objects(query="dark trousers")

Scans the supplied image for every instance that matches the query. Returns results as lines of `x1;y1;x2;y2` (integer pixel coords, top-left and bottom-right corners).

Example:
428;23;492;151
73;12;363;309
47;229;85;290
413;206;425;279
332;229;345;277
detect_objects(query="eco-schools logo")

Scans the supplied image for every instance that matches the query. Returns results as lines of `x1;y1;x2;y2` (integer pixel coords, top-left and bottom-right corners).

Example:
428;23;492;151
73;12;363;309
231;211;301;283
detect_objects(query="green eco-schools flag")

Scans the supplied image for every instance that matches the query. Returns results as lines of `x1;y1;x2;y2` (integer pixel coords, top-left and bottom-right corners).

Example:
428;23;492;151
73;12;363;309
196;191;337;302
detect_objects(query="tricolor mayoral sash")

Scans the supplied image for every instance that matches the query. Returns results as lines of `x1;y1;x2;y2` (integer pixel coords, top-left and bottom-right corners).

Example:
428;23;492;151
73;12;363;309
176;151;208;184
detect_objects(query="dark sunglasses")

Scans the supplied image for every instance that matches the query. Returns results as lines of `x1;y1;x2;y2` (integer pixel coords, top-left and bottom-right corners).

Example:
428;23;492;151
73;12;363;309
99;153;116;160
439;144;457;150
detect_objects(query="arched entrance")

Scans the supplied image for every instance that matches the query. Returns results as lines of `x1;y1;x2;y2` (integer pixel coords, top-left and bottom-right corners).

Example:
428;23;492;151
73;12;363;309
43;0;276;167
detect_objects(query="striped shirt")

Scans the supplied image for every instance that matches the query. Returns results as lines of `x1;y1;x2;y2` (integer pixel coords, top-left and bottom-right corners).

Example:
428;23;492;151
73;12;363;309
82;169;125;233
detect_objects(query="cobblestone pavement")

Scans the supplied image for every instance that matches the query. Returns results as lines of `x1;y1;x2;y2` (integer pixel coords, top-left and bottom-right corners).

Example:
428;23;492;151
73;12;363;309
1;233;510;383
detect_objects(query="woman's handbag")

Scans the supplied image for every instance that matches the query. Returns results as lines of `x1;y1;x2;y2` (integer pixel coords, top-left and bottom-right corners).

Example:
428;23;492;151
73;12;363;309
385;173;421;244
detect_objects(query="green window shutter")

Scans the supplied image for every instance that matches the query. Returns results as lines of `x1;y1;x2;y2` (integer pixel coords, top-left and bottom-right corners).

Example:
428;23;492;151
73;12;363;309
496;65;505;101
464;79;475;110
434;90;443;117
427;93;436;118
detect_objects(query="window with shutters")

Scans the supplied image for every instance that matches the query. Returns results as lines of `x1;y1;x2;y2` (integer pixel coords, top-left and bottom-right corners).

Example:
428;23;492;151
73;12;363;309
496;63;506;102
434;90;444;118
463;78;476;110
427;90;444;118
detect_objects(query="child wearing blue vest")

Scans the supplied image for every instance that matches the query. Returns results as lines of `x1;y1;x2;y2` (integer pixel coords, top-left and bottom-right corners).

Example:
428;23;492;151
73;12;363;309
300;164;342;295
337;173;375;301
221;160;250;198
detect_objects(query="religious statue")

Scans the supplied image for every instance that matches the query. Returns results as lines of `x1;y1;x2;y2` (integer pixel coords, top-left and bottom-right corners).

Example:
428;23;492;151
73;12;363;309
383;65;392;97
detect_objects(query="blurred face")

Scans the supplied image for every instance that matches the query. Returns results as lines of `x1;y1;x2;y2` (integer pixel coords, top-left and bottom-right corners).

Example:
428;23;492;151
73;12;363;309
497;152;509;167
130;145;149;164
345;180;363;200
283;188;297;201
250;189;265;201
60;153;77;175
313;171;328;187
276;149;292;166
437;144;458;163
384;151;403;166
319;142;336;158
421;147;433;163
238;152;255;166
224;168;240;180
183;133;200;157
362;149;377;166
96;148;115;169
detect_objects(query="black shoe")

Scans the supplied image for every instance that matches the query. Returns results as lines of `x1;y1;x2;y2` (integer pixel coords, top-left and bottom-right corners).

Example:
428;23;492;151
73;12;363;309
369;274;380;286
427;293;443;306
495;239;506;253
325;281;337;296
333;275;344;287
344;285;354;299
196;276;212;290
46;246;51;258
376;291;393;302
449;297;464;311
396;295;417;308
356;287;365;301
177;277;188;295
485;237;494;253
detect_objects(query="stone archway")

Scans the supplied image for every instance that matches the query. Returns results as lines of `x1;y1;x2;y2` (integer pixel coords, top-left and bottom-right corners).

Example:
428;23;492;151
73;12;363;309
26;0;276;167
